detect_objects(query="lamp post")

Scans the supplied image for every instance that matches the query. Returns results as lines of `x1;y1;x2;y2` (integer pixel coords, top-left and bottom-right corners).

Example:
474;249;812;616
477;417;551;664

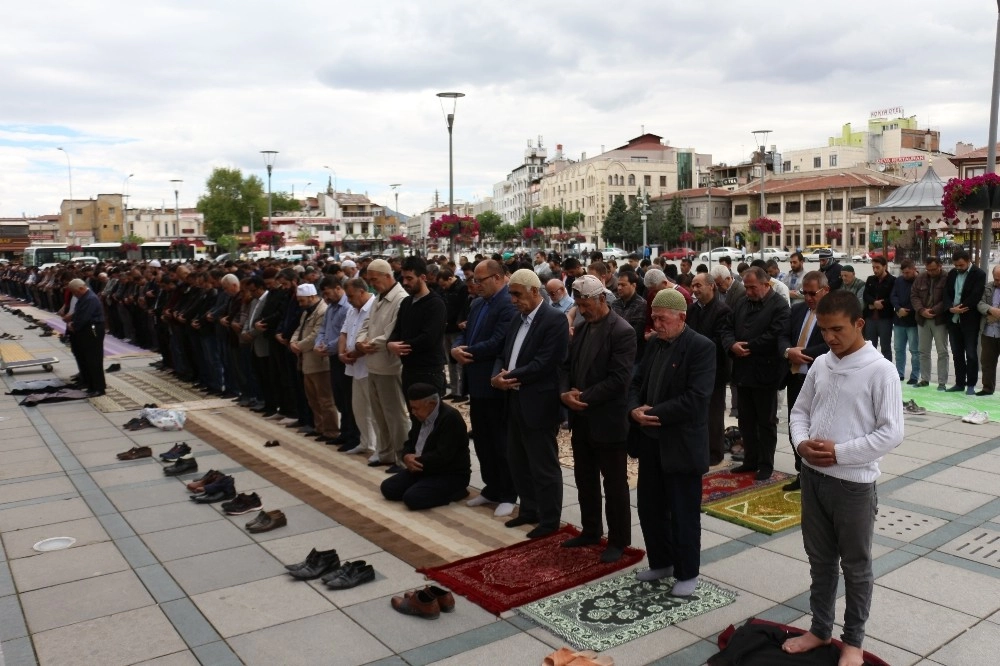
261;151;278;257
752;129;772;261
981;1;1000;269
437;91;465;258
389;183;402;251
707;185;714;270
169;180;182;240
57;147;74;239
640;192;651;258
122;173;134;239
322;166;337;195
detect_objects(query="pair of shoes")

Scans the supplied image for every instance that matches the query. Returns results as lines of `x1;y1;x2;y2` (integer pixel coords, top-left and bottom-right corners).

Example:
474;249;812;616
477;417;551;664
906;377;919;385
782;476;801;491
322;560;376;589
730;464;757;474
504;513;538;528
190;474;234;501
287;547;338;578
264;440;280;448
385;464;405;474
186;470;223;493
222;492;263;515
117;446;152;461
390;586;455;619
963;410;990;425
904;400;927;415
247;509;286;533
977;390;995;396
285;548;337;572
106;363;121;372
164;456;198;477
916;380;929;387
160;443;191;461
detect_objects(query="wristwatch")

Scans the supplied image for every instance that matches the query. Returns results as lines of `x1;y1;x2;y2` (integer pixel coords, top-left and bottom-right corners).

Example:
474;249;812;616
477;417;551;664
783;348;790;359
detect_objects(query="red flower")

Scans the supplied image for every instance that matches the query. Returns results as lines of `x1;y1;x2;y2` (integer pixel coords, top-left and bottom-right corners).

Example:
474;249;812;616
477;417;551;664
429;215;479;239
748;217;781;234
942;173;1000;219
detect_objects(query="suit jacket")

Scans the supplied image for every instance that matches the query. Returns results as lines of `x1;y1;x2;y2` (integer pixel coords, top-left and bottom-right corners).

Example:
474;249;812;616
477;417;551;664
945;266;987;331
686;296;731;386
559;309;636;443
911;270;949;326
493;299;569;428
295;300;329;375
453;286;517;399
722;288;790;389
402;402;471;478
723;279;745;309
627;325;715;475
977;278;1000;334
862;273;896;321
778;302;829;387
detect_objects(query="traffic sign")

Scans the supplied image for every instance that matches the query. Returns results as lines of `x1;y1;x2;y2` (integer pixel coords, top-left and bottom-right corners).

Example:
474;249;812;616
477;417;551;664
870;231;882;243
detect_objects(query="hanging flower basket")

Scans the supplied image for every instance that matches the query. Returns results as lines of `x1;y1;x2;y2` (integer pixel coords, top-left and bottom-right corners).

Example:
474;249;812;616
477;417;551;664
428;215;479;239
825;228;842;241
679;231;695;243
748;217;781;234
67;245;83;252
942;173;1000;219
389;234;412;246
522;227;545;240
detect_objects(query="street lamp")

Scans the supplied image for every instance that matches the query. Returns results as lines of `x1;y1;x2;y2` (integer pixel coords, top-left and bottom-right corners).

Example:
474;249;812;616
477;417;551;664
170;179;182;238
981;1;1000;269
752;129;771;261
322;166;337;194
57;147;74;238
261;150;278;256
389;183;402;250
122;173;134;238
640;192;651;257
437;91;465;258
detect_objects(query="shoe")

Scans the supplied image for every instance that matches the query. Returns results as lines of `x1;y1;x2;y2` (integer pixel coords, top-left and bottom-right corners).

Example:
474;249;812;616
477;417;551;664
265;412;285;420
904;400;927;415
385;464;405;474
906;378;918;385
250;403;269;413
527;525;559;539
298;427;317;436
937;385;947;391
422;585;456;612
106;363;121;373
977;390;995;396
164;456;198;477
191;476;236;503
368;460;389;468
284;547;338;572
260;411;277;418
600;545;625;563
754;469;773;481
323;560;376;589
730;450;745;462
916;381;929;387
946;385;964;392
451;395;468;404
160;443;191;461
337;442;356;453
561;535;601;548
187;470;223;492
86;390;106;398
962;410;991;425
247;509;287;533
222;492;263;515
116;446;152;461
730;464;757;474
504;514;538;528
391;588;440;619
264;440;280;448
782;476;801;491
288;548;339;578
967;386;977;396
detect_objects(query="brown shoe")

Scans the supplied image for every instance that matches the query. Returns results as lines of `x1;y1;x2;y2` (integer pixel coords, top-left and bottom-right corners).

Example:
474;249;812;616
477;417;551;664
116;446;152;461
186;470;222;493
391;588;440;619
422;585;455;612
246;510;287;533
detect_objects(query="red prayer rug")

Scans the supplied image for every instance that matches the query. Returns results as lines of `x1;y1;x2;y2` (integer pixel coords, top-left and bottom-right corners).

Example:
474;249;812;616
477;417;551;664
417;525;645;615
702;467;793;504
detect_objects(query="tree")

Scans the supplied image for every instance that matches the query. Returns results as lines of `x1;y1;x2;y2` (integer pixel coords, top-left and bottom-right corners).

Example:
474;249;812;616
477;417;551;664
494;224;519;244
215;234;239;254
601;195;629;246
269;191;302;215
476;211;503;238
197;168;266;240
659;196;686;248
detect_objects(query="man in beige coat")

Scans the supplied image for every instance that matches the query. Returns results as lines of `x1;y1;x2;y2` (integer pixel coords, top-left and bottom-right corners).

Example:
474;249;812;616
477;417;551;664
290;283;338;442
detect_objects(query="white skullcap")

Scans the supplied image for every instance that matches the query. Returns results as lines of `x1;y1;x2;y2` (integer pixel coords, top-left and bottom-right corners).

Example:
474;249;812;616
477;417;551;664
296;283;317;297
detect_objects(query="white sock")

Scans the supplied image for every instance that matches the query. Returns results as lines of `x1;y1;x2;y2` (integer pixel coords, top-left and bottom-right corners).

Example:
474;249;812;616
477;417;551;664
494;502;516;517
466;494;495;507
671;576;699;597
636;566;673;582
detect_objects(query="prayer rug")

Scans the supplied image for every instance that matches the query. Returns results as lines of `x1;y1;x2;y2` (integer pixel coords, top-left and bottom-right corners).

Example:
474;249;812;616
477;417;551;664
702;467;793;504
703;483;802;535
557;433;639;489
89;369;213;413
519;571;736;652
900;384;999;419
42;318;154;358
417;525;645;615
711;618;891;666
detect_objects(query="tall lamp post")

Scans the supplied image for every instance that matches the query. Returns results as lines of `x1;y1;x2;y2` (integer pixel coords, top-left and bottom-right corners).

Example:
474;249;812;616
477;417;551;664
437;91;465;258
322;166;337;194
170;179;182;240
389;183;402;251
640;192;651;257
752;129;772;261
57;147;74;239
981;1;1000;269
122;173;134;238
261;150;278;257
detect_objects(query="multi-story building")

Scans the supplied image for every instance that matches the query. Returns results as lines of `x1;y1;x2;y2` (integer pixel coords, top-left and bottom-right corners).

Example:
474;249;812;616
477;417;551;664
58;194;125;244
655;187;734;240
493;139;548;224
126;207;205;241
0;219;32;258
538;133;711;245
27;215;61;243
949;141;1000;178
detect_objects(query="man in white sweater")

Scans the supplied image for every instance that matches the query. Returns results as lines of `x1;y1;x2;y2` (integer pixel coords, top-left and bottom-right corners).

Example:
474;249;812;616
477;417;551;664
783;290;903;666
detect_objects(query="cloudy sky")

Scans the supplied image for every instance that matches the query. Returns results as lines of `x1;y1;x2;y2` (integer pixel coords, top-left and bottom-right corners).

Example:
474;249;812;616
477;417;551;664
2;1;997;222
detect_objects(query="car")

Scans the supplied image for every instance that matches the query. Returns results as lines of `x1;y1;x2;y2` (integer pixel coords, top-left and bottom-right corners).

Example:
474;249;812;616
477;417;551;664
804;247;849;262
851;252;872;263
760;247;790;262
661;247;696;261
597;247;628;260
698;247;745;262
868;247;897;262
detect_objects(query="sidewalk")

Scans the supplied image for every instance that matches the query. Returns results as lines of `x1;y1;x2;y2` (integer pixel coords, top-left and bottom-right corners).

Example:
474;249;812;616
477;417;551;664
1;309;1000;665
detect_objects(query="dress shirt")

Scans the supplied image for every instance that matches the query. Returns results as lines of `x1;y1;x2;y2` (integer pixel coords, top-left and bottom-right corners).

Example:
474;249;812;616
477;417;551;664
986;288;1000;338
414;400;441;457
509;300;544;370
316;293;350;349
341;296;374;379
952;271;968;323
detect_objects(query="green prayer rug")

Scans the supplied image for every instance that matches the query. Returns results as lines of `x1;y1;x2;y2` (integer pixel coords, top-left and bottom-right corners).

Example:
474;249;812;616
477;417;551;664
901;384;998;419
517;572;737;651
703;483;802;535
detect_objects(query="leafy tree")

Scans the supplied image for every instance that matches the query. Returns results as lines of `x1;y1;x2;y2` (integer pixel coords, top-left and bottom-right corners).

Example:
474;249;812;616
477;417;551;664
659;196;686;247
269;191;302;215
494;224;519;244
476;210;503;237
215;234;239;254
123;233;145;245
295;228;314;244
197;168;265;240
601;195;629;246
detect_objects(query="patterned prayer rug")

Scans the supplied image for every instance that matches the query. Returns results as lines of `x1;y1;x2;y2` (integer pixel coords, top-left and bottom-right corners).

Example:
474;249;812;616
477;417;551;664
519;571;737;652
702;483;802;535
417;525;646;615
89;369;218;412
701;468;793;504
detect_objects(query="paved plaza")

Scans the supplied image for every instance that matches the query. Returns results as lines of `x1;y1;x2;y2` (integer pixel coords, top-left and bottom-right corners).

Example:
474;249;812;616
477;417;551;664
1;303;1000;666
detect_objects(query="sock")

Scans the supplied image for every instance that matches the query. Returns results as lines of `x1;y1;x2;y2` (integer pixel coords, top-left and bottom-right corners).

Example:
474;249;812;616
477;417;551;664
466;494;495;507
636;566;673;582
671;576;699;596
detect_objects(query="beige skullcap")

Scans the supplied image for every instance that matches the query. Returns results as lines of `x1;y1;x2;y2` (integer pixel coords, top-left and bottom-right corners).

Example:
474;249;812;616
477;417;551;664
509;268;541;289
651;287;687;311
367;259;392;275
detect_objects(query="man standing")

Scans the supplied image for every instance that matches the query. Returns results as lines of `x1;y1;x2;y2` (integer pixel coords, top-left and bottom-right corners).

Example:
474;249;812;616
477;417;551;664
944;250;986;394
710;265;746;310
890;260;920;384
862;257;895;361
388;256;448;398
778;271;830;491
612;270;648;364
628;288;715;596
686;273;731;467
356;259;410;468
782;252;806;305
977;265;1000;396
559;276;636;563
290;284;338;442
68;278;106;397
492;269;569;539
911;256;950;389
438;268;469;402
782;290;903;666
453;260;518;517
722;267;790;481
316;276;356;450
546;279;574;314
840;265;865;306
339;278;376;458
818;249;843;291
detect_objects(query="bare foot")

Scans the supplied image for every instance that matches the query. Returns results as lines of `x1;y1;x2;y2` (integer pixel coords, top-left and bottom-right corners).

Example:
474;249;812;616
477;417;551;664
782;631;832;654
838;644;864;666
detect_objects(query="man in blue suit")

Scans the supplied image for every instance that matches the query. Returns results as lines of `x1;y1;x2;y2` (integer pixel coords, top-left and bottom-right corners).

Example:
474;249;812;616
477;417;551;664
492;269;570;538
452;260;518;517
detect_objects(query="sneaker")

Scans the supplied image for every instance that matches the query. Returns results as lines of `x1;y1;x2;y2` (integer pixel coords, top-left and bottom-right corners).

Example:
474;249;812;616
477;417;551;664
906;378;918;385
903;400;927;415
222;492;263;515
160;442;191;461
963;410;990;425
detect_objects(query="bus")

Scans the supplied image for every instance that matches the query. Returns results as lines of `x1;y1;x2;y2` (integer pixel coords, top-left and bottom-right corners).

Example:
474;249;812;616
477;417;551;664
23;245;76;267
82;243;127;262
140;241;195;262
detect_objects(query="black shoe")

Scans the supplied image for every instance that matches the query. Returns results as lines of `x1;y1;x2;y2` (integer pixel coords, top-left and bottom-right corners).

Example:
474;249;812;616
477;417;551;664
192;476;236;503
323;561;376;589
755;469;773;481
222;492;263;515
561;535;601;548
782;477;801;491
284;547;338;572
385;464;405;474
367;460;389;468
451;395;469;403
600;545;625;563
977;390;995;396
946;385;964;392
106;363;121;373
164;456;198;476
730;464;757;474
527;525;559;539
916;381;929;387
160;442;191;461
504;514;538;528
906;378;918;385
86;390;106;398
337;442;356;453
288;551;341;580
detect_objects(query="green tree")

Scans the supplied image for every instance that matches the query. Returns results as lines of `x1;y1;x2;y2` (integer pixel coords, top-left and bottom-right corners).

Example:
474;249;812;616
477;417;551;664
197;168;266;240
476;210;503;238
601;195;628;246
660;196;686;247
494;224;519;244
269;191;302;215
215;234;239;254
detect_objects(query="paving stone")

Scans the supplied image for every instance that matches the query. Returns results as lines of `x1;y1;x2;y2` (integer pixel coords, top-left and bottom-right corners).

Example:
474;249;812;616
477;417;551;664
20;570;153;633
122;500;224;535
259;526;381;568
889;480;995;515
141;519;253;562
701;547;812;603
0;516;109;560
228;610;393;665
9;540;128;592
190;575;333;638
165;544;283;595
414;630;554;666
878;557;1000;617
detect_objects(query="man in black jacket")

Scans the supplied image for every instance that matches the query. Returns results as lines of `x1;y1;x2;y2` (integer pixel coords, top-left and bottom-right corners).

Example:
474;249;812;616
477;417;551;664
862;257;895;361
687;273;731;466
438;268;469;401
389;256;447;398
380;384;471;510
945;250;987;394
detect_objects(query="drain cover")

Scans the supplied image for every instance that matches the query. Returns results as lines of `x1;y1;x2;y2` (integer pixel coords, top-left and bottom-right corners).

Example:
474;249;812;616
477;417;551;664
874;507;946;542
33;537;76;552
939;528;1000;568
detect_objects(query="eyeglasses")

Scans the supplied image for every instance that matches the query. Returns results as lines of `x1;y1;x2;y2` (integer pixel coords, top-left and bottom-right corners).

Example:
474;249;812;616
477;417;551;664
801;289;827;297
470;274;500;285
547;289;563;297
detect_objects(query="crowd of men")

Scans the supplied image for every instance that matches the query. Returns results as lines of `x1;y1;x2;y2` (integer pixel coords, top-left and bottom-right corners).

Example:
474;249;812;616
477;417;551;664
4;245;988;664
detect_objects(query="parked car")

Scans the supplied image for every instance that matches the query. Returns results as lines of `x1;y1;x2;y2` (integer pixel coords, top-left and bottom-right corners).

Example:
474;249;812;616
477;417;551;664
851;252;872;263
868;247;897;262
597;247;628;260
698;246;745;262
662;247;696;261
761;247;790;262
804;247;849;262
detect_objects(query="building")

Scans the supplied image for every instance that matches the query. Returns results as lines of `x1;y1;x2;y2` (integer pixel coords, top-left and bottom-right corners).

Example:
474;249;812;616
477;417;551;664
652;187;734;248
126;207;205;242
948;142;1000;178
0;219;32;259
27;215;61;243
538;133;711;245
58;194;125;244
493;139;548;224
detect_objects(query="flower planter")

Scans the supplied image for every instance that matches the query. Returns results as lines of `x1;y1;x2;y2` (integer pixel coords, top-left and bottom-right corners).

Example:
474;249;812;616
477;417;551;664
959;186;992;214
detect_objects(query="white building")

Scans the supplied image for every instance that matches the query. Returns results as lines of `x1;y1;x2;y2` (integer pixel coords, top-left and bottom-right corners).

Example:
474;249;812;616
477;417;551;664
126;207;205;241
493;139;548;224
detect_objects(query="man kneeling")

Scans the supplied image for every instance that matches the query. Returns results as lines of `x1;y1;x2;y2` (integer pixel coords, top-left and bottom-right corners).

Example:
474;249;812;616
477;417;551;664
380;383;471;510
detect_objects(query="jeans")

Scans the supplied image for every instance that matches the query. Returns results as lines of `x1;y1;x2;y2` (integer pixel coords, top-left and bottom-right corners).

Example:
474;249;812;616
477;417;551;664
864;317;892;362
893;325;919;381
801;466;877;648
918;321;949;386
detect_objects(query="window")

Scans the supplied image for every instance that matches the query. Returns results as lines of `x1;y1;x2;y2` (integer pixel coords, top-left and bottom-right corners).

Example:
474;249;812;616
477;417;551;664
108;206;116;214
813;157;821;169
114;225;119;231
967;167;987;178
607;176;613;185
805;200;822;212
849;196;866;209
644;175;651;187
734;204;748;216
660;176;667;187
628;174;636;186
630;156;648;162
783;161;791;172
826;199;844;212
76;208;83;215
609;195;614;205
785;201;801;213
829;155;838;167
766;202;781;215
